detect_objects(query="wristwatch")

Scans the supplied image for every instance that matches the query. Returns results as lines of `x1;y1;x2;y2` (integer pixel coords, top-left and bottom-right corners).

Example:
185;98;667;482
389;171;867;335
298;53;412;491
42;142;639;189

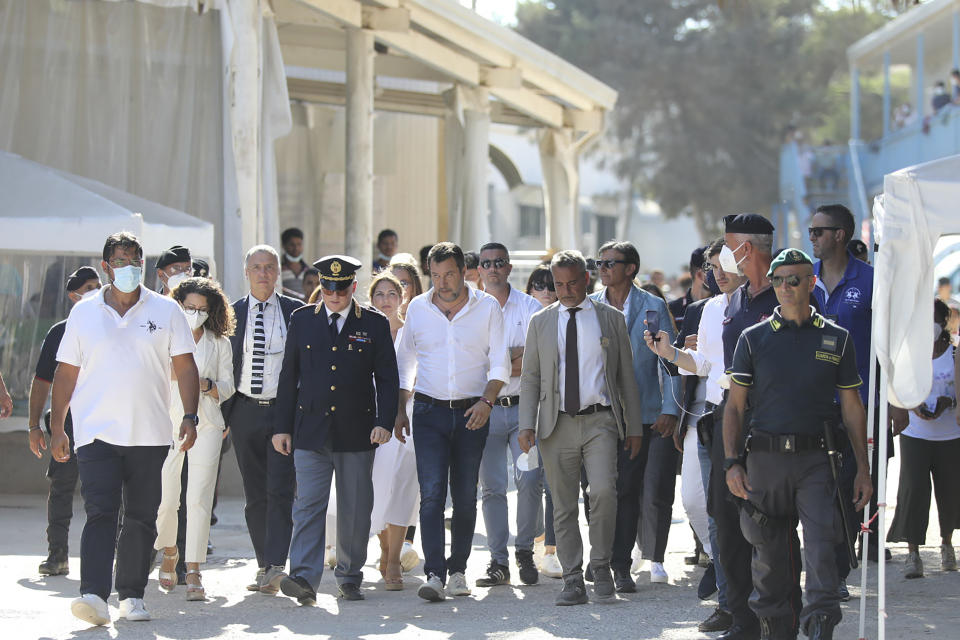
183;413;200;426
723;456;745;472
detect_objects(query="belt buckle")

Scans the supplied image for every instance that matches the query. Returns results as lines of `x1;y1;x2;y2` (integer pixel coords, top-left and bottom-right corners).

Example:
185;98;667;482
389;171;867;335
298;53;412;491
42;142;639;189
782;435;795;453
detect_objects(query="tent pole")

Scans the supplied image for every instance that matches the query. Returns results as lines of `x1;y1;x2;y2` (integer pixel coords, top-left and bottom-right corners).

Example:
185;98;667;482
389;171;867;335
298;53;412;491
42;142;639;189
858;331;878;640
877;369;889;640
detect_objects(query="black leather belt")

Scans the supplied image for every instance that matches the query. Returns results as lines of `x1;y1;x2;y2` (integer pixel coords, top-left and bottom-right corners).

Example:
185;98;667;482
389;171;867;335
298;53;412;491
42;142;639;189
747;431;824;454
237;393;275;407
561;403;611;417
496;396;520;407
414;392;478;410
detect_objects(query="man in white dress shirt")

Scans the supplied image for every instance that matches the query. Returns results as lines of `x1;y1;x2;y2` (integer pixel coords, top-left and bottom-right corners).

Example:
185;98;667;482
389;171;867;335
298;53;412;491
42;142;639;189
50;231;200;626
475;242;543;588
395;242;510;602
519;250;643;606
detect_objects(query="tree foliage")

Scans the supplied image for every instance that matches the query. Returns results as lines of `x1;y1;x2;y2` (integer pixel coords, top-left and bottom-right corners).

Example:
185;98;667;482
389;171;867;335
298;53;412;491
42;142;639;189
516;1;891;237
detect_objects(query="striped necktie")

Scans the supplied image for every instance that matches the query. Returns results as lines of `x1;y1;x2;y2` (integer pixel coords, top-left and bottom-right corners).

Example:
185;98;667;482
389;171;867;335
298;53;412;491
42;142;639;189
251;301;266;395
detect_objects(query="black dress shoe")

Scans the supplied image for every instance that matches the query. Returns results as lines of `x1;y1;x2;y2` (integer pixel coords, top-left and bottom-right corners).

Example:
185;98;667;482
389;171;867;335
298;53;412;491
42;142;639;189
338;582;365;601
698;561;718;600
699;607;733;633
718;623;761;640
584;563;594;582
613;567;636;593
280;575;317;605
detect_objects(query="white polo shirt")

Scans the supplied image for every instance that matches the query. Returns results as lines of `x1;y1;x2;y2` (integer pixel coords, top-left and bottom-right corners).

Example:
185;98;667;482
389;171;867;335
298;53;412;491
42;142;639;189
57;285;195;448
498;286;541;398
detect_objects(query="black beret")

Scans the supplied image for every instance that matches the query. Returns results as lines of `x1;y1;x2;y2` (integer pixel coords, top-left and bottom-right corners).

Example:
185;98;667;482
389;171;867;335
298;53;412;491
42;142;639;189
192;258;210;278
155;245;191;269
66;266;99;292
313;255;362;291
723;213;774;235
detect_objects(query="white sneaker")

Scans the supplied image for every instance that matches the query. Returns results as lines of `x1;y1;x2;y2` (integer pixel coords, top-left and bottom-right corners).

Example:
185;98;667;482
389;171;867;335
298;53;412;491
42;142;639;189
325;546;337;569
540;552;563;578
417;573;446;602
631;554;643;574
71;594;110;626
650;561;669;584
118;597;150;621
400;541;419;573
447;572;472;596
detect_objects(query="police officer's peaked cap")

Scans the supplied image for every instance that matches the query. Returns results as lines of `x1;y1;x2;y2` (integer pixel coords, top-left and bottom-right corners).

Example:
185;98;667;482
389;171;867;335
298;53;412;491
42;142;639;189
767;248;813;277
314;255;362;290
724;213;775;236
155;245;192;269
66;266;99;292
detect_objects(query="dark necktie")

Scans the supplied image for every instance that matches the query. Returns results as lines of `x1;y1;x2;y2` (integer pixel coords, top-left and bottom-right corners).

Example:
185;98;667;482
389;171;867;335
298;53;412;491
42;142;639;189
329;312;341;343
565;307;581;415
251;302;266;395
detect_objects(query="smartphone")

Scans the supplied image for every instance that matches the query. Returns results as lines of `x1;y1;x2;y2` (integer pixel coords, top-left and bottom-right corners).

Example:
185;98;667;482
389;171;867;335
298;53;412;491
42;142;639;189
646;309;660;342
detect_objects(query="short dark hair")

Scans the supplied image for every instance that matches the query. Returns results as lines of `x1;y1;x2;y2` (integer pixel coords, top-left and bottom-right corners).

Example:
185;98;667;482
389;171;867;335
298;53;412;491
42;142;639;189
598;240;640;277
281;227;303;245
935;298;950;327
102;231;143;262
377;229;398;244
479;242;510;260
419;245;432;269
814;204;855;244
706;237;725;259
689;246;707;274
172;277;236;338
938;277;951;287
463;251;479;270
427;242;465;271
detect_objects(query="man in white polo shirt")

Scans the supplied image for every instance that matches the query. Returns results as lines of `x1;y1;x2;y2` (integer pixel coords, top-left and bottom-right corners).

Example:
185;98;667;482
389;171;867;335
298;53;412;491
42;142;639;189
49;231;200;627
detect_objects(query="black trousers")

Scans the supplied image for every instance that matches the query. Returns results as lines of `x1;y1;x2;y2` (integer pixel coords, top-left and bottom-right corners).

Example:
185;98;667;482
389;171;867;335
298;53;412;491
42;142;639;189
229;400;295;568
611;424;679;569
887;434;960;544
44;411;78;553
709;405;803;629
76;439;167;602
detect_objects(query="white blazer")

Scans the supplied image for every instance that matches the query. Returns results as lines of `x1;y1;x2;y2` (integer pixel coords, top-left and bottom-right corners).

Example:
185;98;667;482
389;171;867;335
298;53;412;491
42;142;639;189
169;329;235;431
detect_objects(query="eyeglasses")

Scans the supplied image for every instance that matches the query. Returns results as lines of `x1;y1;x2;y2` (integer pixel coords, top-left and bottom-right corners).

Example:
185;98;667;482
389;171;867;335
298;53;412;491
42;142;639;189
479;258;508;269
770;274;810;288
808;226;841;238
165;264;193;276
532;281;555;292
595;259;630;269
107;258;143;269
182;304;209;313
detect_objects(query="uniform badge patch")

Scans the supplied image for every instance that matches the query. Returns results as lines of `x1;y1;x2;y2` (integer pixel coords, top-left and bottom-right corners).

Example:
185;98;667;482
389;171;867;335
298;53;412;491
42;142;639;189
820;335;838;352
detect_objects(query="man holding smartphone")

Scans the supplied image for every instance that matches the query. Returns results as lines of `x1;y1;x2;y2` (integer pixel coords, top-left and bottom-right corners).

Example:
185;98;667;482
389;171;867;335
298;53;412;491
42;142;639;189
591;241;681;591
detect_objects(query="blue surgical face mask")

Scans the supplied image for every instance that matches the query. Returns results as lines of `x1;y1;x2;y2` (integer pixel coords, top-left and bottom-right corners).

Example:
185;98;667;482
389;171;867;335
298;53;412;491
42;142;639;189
112;265;142;293
705;269;721;296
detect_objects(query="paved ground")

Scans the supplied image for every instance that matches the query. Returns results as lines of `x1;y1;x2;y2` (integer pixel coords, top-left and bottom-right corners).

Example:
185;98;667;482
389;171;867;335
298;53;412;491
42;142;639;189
0;455;957;639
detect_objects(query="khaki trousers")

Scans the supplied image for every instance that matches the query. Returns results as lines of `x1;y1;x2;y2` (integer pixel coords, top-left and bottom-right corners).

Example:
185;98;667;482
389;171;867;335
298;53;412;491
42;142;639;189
539;411;619;579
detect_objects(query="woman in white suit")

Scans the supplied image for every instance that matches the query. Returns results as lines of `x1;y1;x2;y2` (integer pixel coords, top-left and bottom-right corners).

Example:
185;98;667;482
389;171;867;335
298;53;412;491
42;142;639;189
155;277;236;600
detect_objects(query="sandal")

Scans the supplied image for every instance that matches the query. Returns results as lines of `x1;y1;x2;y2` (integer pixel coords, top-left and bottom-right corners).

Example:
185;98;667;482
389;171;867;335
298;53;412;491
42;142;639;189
384;563;403;591
158;549;179;591
185;569;206;601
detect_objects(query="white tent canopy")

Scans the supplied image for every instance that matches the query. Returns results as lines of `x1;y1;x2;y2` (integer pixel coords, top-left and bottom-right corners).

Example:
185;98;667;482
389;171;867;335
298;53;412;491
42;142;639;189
873;153;960;408
0;150;215;262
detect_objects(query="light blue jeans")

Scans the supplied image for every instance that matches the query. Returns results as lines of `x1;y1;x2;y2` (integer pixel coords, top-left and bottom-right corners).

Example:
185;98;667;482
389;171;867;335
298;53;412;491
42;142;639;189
699;438;728;610
479;404;542;565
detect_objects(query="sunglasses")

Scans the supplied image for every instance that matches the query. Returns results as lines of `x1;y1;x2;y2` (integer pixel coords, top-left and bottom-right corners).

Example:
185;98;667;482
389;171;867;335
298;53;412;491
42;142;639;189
595;259;630;269
808;226;841;238
770;274;810;288
532;281;555;292
479;258;508;269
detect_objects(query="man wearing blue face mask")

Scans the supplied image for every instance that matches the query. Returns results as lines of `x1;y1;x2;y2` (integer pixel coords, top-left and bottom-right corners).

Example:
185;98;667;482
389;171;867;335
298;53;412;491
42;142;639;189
49;231;200;627
156;245;192;296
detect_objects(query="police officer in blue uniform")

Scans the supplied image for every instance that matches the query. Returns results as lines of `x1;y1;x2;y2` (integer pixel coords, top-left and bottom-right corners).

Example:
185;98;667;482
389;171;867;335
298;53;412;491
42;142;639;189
273;255;400;605
723;249;873;640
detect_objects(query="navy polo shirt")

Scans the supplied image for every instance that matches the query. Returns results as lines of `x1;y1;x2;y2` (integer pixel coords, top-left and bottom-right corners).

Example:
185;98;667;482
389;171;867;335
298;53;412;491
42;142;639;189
813;252;873;404
728;308;862;436
721;283;779;370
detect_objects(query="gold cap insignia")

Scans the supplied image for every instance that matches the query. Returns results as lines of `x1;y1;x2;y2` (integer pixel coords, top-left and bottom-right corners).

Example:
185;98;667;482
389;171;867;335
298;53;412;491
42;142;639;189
331;261;342;275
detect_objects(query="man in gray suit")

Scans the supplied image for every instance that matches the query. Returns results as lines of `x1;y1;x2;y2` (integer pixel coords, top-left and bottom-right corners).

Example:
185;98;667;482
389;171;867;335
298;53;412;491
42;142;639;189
518;250;643;606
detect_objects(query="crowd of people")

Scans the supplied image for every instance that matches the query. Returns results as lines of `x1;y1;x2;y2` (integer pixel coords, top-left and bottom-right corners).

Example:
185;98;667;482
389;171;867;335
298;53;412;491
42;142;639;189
6;205;958;640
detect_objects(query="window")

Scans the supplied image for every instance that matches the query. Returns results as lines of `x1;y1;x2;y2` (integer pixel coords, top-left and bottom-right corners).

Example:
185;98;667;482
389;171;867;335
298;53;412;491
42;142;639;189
596;215;617;245
519;205;543;237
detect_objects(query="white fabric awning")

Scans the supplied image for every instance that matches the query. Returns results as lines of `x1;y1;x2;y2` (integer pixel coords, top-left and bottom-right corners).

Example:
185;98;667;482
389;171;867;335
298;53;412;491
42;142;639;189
873;153;960;407
0;150;215;261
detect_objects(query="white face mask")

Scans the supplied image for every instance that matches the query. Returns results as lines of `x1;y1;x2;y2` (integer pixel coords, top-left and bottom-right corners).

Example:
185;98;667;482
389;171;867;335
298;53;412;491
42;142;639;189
81;288;100;300
166;272;188;292
184;308;208;330
284;252;302;263
719;242;747;276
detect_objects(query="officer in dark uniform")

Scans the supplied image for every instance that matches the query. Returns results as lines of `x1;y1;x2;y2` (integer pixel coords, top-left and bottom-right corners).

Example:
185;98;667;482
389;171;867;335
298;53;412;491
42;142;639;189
272;255;400;605
723;249;873;640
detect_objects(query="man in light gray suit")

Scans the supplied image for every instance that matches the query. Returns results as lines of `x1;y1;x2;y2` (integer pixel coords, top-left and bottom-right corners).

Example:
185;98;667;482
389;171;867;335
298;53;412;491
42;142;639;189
518;250;644;606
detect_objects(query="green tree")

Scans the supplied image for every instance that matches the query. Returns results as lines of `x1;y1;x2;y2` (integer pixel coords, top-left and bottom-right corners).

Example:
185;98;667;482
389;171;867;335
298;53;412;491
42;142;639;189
516;1;891;237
